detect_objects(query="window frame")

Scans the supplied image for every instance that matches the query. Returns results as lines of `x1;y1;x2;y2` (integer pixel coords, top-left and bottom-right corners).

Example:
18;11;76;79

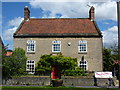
52;40;61;53
26;60;35;74
27;40;36;53
79;60;88;70
78;40;87;53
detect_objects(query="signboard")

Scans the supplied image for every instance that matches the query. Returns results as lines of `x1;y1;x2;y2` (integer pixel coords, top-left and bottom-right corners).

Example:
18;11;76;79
95;72;113;78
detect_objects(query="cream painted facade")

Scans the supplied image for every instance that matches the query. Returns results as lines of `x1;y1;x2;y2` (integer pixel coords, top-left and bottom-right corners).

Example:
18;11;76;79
14;37;103;72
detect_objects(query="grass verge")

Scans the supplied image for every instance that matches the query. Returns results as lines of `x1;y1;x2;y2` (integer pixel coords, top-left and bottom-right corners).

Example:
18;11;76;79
1;86;120;90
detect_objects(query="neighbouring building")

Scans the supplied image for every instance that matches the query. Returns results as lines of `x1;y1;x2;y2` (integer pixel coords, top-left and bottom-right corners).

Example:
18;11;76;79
5;50;12;57
14;6;103;74
0;37;12;57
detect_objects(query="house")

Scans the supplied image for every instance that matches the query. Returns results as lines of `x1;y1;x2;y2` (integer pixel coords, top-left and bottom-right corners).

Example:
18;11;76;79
14;6;103;74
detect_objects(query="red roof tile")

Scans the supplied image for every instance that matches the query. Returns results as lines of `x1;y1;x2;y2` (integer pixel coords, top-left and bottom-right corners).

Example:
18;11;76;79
14;18;101;37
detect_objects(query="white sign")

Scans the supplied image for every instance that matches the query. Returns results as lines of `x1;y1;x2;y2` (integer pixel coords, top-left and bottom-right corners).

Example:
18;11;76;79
95;72;113;78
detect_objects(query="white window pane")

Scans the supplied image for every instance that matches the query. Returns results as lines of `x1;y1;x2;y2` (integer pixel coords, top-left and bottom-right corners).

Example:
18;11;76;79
79;40;87;43
52;40;61;44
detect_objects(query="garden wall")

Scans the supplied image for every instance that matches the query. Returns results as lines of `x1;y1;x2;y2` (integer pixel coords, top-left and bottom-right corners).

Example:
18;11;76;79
2;76;117;86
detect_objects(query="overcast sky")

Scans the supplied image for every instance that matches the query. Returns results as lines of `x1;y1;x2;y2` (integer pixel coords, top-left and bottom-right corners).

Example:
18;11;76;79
1;0;119;50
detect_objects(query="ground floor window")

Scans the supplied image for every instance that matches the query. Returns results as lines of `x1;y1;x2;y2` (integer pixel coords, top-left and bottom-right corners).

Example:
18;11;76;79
79;60;87;70
26;60;35;74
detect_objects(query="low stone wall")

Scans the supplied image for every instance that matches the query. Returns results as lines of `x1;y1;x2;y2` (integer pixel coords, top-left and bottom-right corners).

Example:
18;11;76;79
3;76;51;86
2;76;115;86
62;76;110;86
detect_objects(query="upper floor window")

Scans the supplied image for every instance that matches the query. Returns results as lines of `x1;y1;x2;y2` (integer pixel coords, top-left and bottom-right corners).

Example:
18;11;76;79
52;40;61;53
78;40;87;53
26;60;35;74
27;40;36;53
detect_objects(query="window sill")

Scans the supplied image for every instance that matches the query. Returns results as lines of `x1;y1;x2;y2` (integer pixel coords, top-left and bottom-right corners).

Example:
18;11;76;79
27;52;35;54
51;52;62;55
78;52;87;54
27;71;35;74
52;51;61;53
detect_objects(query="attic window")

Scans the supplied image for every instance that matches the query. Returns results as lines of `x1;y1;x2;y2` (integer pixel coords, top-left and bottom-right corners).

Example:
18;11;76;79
27;40;36;53
78;40;87;53
52;40;61;53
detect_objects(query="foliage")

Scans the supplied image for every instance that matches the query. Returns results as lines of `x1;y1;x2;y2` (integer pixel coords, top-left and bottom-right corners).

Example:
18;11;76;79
64;67;87;76
2;45;10;80
35;54;86;76
103;48;118;71
2;48;27;80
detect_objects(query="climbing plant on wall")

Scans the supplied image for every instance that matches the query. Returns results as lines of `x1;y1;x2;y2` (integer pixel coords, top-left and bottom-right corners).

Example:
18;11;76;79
35;54;87;76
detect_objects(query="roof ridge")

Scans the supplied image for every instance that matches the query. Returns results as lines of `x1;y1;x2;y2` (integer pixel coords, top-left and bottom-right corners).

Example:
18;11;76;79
29;18;90;20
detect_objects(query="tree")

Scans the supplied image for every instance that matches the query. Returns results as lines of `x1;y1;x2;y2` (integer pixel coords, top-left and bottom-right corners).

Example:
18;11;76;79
2;48;27;82
2;45;9;81
103;48;118;71
35;54;86;76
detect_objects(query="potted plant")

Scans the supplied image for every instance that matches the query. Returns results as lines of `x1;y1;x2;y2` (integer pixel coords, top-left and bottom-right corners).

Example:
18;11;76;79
51;78;63;87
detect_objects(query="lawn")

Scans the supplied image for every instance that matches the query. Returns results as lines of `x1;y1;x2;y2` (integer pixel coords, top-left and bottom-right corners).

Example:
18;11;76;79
1;86;120;90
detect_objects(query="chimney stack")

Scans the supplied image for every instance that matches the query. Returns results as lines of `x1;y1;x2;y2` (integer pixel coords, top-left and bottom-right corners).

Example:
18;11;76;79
24;6;30;21
89;6;95;21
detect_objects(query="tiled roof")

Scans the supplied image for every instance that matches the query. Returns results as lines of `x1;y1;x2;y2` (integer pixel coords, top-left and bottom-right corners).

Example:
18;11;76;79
14;18;102;37
5;51;12;57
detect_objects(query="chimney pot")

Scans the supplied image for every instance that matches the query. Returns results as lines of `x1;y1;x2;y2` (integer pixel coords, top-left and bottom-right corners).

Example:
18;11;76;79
25;6;28;8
